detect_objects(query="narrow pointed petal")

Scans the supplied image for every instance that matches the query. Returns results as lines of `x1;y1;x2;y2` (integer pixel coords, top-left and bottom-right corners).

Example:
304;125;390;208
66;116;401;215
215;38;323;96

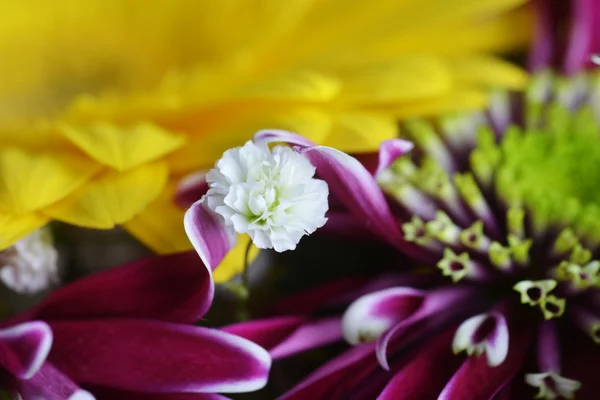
19;363;94;400
32;252;212;323
0;321;52;379
184;200;237;271
452;312;509;367
437;320;534;400
375;139;414;179
223;316;305;351
270;317;343;359
48;320;271;394
377;328;461;400
342;287;425;345
563;0;597;74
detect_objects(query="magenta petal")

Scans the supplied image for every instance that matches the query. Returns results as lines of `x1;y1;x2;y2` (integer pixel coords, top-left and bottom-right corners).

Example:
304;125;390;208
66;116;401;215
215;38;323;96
270;317;343;359
253;129;317;147
375;139;414;179
342;287;425;345
0;321;52;379
184;200;237;271
91;388;230;400
222;316;305;351
19;362;94;400
175;172;209;209
32;252;212;324
279;343;375;400
48;320;271;394
377;328;461;400
297;146;403;246
564;0;596;74
437;320;534;400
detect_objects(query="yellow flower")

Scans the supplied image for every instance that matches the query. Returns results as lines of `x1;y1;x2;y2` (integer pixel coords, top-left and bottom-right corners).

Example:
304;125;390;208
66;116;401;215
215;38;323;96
0;0;531;281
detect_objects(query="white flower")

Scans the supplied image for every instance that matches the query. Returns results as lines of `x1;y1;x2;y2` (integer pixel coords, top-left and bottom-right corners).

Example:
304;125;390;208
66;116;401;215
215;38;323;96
0;228;59;294
203;140;329;252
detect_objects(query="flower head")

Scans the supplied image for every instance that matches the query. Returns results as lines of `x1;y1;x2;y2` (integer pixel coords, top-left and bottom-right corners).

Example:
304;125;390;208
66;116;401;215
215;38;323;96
0;0;530;256
203;140;328;252
0;228;58;294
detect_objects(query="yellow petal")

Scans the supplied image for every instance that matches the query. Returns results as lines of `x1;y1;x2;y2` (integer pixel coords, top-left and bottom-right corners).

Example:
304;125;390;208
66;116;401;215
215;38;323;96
0;212;48;249
166;107;332;173
336;57;451;104
59;122;186;171
43;161;168;229
235;69;341;102
446;55;529;90
323;112;398;154
375;89;488;118
0;148;99;214
123;183;192;254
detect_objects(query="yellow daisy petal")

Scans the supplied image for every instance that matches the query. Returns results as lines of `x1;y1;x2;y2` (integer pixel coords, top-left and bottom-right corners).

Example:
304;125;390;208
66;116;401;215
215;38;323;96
0;212;48;249
43;161;168;229
336;57;451;105
123;183;191;254
167;107;332;173
0;148;99;214
59;122;186;171
447;54;529;90
323;112;398;153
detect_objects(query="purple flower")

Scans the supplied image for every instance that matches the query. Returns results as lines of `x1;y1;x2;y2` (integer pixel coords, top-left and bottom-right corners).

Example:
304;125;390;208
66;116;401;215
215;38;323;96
0;252;271;399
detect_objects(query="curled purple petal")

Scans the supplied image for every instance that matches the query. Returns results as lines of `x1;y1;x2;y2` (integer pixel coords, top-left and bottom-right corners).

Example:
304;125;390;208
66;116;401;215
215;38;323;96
184;200;237;271
376;286;478;370
342;287;425;345
374;139;414;179
296;145;404;246
48;320;271;394
0;321;52;380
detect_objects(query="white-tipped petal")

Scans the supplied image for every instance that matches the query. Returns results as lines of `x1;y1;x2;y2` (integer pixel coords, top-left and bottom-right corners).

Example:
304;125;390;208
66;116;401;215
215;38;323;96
525;372;581;400
342;287;425;345
452;312;509;367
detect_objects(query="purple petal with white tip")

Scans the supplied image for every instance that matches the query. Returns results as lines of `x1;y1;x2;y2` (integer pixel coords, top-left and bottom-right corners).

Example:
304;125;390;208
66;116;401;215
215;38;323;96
296;145;404;246
19;362;94;400
374;139;414;179
0;321;52;379
48;320;271;394
437;319;534;400
564;0;596;74
184;200;237;271
452;312;509;367
342;287;425;345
